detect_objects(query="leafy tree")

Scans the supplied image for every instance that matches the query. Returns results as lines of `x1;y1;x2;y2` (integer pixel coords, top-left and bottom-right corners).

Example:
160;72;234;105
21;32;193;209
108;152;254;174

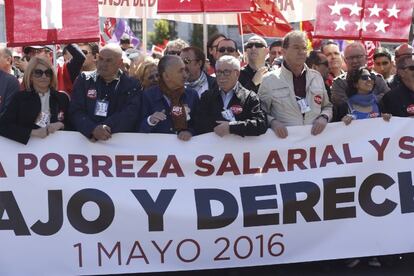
148;19;170;46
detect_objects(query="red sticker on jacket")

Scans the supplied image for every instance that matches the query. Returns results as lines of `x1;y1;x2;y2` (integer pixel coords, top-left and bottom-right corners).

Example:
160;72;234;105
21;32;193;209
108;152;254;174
314;95;322;105
369;112;379;118
57;111;65;121
230;105;243;115
87;89;97;99
407;104;414;114
171;106;183;116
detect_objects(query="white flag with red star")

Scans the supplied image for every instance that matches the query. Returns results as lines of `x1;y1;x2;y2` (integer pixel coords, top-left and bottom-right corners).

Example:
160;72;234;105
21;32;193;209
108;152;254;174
314;0;414;42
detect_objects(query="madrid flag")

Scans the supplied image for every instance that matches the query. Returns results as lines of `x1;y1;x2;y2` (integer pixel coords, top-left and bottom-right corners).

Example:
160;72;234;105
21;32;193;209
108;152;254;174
313;0;414;42
5;0;99;47
157;0;250;13
239;0;292;37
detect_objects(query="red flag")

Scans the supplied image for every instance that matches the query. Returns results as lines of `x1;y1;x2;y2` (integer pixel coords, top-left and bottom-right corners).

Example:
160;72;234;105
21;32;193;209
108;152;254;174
239;0;292;37
314;0;414;42
157;0;250;13
364;40;381;69
5;0;99;47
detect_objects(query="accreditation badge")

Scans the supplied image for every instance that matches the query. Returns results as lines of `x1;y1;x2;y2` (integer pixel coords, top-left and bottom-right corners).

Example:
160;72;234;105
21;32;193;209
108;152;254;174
94;100;109;117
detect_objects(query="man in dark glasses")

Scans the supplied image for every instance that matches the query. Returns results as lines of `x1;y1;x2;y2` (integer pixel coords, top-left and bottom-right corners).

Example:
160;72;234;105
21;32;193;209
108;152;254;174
69;44;142;142
239;35;271;93
164;38;189;56
381;54;414;117
373;47;393;87
216;39;239;60
78;42;99;73
331;42;390;106
306;50;331;98
389;43;413;89
180;46;218;98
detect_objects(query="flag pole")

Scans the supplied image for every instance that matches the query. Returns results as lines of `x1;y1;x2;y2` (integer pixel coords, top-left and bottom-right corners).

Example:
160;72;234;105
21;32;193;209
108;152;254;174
142;0;148;53
238;13;245;63
203;11;208;58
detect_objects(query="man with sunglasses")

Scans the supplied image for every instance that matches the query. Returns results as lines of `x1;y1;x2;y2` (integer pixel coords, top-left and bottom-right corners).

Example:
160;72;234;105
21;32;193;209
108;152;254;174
306;50;331;98
216;39;240;60
331;42;390;106
79;43;99;73
239;35;271;93
373;47;394;87
180;46;217;98
195;55;267;137
69;44;142;142
258;31;332;138
381;54;414;117
389;43;413;89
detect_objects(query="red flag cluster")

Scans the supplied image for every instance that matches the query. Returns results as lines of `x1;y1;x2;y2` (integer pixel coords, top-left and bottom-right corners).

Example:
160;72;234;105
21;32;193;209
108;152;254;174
314;0;414;42
239;0;292;37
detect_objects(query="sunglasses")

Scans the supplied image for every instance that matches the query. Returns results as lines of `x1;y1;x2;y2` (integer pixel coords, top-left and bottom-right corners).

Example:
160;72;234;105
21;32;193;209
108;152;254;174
81;49;90;55
218;47;237;53
245;42;266;49
182;57;198;65
360;74;375;81
404;65;414;71
165;50;181;56
33;68;53;78
148;73;159;81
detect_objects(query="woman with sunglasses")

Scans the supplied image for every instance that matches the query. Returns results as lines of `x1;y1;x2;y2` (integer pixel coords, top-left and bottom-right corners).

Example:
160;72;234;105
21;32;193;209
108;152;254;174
132;57;159;90
334;67;391;124
0;57;70;144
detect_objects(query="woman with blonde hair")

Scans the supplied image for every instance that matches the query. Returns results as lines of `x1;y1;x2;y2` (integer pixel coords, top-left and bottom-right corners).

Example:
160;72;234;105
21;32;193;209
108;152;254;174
131;57;159;90
0;56;70;144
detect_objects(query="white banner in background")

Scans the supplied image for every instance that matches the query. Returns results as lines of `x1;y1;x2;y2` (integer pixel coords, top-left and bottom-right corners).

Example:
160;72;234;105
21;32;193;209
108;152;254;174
1;118;414;275
98;0;317;24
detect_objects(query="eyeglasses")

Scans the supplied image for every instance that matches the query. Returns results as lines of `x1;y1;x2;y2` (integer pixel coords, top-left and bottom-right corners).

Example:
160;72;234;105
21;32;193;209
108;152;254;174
345;54;366;61
216;69;235;76
81;49;90;55
359;74;375;81
218;47;237;53
33;68;53;78
165;50;181;56
245;42;266;49
182;57;198;65
148;73;159;81
403;65;414;71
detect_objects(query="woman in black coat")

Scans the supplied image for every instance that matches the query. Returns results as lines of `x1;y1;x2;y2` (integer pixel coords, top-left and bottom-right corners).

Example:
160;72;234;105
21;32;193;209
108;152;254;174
0;56;70;144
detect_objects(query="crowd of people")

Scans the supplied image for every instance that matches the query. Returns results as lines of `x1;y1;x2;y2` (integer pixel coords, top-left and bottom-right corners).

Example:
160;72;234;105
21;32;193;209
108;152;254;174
0;29;413;273
1;30;412;146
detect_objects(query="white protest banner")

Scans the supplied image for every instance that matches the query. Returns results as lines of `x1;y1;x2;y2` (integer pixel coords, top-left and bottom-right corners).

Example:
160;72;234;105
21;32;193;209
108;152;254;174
1;118;414;275
98;0;316;24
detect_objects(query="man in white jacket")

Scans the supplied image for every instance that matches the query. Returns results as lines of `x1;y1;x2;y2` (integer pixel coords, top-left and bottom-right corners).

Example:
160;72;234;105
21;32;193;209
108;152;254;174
258;31;332;138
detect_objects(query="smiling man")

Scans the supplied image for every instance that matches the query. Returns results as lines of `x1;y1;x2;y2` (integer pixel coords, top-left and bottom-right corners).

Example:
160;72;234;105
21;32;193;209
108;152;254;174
195;55;267;137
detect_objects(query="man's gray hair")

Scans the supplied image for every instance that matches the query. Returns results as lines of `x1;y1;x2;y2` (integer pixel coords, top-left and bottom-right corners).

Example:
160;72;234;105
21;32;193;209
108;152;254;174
166;39;189;51
215;55;240;71
0;43;12;58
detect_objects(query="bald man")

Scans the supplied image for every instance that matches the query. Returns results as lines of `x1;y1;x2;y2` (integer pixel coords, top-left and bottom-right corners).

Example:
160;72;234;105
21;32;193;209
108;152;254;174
69;44;142;141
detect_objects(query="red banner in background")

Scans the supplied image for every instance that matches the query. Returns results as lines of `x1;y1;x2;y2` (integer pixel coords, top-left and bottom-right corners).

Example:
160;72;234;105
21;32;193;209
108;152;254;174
239;0;292;38
5;0;99;47
314;0;414;42
157;0;250;13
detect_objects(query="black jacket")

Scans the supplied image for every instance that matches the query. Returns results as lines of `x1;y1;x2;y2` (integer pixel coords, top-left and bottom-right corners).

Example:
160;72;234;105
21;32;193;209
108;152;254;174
0;89;70;144
69;71;142;138
195;82;267;136
381;82;414;117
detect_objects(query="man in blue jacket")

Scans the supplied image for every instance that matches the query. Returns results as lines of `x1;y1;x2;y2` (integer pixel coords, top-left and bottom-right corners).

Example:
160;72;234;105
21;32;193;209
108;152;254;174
69;44;141;141
139;55;198;141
